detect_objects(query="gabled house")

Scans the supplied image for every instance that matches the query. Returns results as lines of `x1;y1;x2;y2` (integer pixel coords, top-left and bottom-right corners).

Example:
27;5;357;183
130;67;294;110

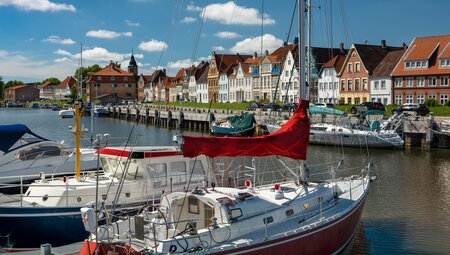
246;54;262;100
38;81;56;99
196;65;209;103
138;74;152;102
146;69;166;102
54;76;77;100
370;49;405;105
86;61;137;104
207;52;251;102
5;85;39;102
391;34;450;105
278;45;299;103
188;62;209;102
317;55;346;104
338;41;403;104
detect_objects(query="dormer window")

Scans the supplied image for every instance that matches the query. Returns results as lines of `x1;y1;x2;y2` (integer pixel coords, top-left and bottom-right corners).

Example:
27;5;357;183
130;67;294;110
440;59;450;68
110;76;115;81
405;60;428;69
97;76;102;81
124;77;128;81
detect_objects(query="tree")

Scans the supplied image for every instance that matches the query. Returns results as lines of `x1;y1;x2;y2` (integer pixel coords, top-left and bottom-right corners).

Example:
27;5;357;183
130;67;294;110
69;84;78;103
0;76;4;100
74;64;101;88
5;80;24;88
42;77;61;85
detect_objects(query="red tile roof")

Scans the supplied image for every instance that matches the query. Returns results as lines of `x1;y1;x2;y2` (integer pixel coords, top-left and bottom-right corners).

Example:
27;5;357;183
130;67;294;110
88;62;135;76
8;85;27;90
392;34;450;76
38;81;55;89
55;76;77;89
245;57;261;64
372;49;405;77
214;53;252;74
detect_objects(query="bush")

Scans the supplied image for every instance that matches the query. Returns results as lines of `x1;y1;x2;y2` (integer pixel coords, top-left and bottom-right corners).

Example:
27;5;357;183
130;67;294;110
445;100;450;107
338;98;345;105
425;98;437;107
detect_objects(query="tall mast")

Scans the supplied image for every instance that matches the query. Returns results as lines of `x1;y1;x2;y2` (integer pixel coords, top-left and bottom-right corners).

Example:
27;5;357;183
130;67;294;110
307;0;311;101
298;0;307;100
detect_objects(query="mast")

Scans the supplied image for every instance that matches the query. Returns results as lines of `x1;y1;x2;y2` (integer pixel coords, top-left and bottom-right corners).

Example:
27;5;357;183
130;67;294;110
75;102;81;180
298;0;307;100
307;0;312;101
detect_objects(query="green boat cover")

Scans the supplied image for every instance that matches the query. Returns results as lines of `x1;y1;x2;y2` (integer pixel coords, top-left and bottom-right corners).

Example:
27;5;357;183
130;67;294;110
359;110;384;119
308;106;345;116
226;113;256;129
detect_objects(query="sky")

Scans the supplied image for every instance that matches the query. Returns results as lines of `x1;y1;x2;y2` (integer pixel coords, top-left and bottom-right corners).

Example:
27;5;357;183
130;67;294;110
0;0;449;83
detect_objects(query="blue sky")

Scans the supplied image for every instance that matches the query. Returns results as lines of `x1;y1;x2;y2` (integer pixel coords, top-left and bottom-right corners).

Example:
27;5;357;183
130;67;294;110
0;0;449;83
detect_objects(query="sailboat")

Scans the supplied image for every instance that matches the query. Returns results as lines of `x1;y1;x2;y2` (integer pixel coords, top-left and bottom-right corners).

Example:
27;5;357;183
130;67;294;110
78;1;372;254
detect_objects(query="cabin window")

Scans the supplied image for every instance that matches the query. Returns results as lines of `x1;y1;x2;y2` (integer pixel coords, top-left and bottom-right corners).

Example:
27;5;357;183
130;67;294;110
16;145;61;160
125;161;145;180
170;161;186;184
147;163;167;187
263;216;274;224
104;158;127;178
230;208;243;220
188;196;199;214
285;209;294;217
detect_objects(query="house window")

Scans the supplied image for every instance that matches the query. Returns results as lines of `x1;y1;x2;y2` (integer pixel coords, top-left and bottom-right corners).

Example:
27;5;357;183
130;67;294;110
124;77;128;81
429;77;436;86
110;76;115;81
417;77;425;87
348;63;353;72
319;82;323;90
374;81;379;90
125;93;132;97
97;76;102;81
347;97;352;104
406;77;414;87
355;79;360;90
440;76;448;86
440;59;450;68
395;95;402;105
395;78;403;87
95;83;101;88
405;62;411;69
428;94;436;100
125;83;132;88
347;80;353;90
381;80;386;90
112;84;117;88
417;95;425;104
355;62;360;72
406;95;413;104
362;79;368;90
341;80;345;91
440;94;448;105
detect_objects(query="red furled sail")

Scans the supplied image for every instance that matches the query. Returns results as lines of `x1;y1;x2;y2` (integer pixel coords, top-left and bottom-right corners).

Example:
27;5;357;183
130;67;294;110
183;100;310;159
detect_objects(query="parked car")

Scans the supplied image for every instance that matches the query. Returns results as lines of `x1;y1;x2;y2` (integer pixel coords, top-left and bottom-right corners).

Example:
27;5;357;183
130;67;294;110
245;102;264;111
282;102;299;111
263;102;282;112
315;103;334;108
350;102;385;114
392;103;430;116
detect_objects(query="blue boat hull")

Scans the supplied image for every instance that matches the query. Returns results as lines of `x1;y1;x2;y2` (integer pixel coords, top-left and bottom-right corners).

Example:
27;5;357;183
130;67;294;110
0;206;88;250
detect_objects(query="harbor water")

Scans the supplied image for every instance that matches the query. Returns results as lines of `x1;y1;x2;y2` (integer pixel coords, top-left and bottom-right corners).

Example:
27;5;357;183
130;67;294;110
0;108;449;254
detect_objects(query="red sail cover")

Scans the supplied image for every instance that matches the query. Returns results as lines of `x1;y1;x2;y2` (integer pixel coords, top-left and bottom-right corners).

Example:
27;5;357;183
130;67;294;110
183;100;310;159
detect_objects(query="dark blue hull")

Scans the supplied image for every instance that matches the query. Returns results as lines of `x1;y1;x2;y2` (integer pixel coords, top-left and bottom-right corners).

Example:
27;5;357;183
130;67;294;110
0;206;88;250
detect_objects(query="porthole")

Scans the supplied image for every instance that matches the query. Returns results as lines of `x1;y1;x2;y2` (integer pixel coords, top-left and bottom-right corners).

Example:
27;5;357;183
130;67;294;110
303;202;310;209
285;209;294;217
42;194;49;202
125;192;130;198
76;196;82;203
263;216;274;224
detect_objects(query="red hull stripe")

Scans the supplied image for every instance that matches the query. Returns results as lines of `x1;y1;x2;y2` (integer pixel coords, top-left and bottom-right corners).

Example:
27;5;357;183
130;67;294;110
99;148;180;158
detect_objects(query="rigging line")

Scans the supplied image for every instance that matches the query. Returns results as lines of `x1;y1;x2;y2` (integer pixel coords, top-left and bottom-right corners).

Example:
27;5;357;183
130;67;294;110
269;0;298;112
106;0;187;213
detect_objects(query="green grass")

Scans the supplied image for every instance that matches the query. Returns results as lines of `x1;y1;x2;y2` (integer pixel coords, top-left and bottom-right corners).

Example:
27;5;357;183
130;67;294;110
151;101;248;110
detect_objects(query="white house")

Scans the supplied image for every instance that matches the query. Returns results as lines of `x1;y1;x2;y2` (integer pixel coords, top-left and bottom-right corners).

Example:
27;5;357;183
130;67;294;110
218;73;229;102
54;76;76;100
196;65;209;103
279;49;299;103
317;55;345;104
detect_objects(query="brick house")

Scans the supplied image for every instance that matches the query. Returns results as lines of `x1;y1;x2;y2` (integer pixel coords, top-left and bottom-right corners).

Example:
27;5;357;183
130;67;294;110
207;52;251;102
5;85;39;102
86;61;137;104
138;74;152;102
339;41;402;104
391;34;450;106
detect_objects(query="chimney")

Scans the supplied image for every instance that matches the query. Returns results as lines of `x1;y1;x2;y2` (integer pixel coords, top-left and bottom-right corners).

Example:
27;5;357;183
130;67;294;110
381;40;386;48
163;68;166;74
265;50;269;56
294;37;299;45
253;52;258;58
339;42;344;53
283;41;287;46
402;42;407;50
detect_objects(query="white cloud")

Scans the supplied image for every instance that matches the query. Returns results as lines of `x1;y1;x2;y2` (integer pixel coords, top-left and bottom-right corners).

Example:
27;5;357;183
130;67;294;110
181;17;196;24
167;58;198;70
138;39;168;52
212;46;225;51
230;34;283;54
54;57;70;63
25;37;35;42
53;49;72;56
197;56;211;62
86;30;132;39
187;4;202;12
0;50;8;57
214;31;240;39
43;35;76;45
202;1;275;25
0;0;76;12
125;19;140;27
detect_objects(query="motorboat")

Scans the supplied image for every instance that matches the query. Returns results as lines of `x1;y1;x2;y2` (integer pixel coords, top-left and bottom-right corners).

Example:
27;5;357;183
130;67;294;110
59;109;74;118
0;145;210;251
93;106;109;117
0;124;97;185
210;113;256;136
